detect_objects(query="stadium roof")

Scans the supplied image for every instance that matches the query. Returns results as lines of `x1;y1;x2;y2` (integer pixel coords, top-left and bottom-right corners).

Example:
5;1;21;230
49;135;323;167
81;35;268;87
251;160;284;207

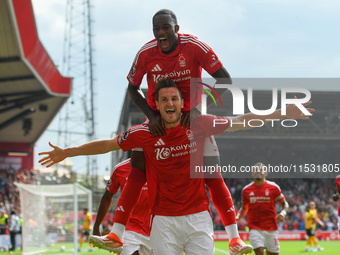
0;0;71;149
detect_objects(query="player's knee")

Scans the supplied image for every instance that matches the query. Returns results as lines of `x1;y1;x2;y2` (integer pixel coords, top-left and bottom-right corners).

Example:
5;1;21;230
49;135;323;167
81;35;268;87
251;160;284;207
254;247;265;255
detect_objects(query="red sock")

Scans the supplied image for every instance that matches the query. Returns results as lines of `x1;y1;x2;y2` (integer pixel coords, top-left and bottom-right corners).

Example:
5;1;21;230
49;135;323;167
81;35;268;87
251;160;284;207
205;176;236;226
114;167;146;226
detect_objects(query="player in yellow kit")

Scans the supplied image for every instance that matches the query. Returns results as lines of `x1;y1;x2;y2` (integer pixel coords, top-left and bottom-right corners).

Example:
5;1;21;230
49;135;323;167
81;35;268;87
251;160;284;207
79;208;94;252
305;201;324;252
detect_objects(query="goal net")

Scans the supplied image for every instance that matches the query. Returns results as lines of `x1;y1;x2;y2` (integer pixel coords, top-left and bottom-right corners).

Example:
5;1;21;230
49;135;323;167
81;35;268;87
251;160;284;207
15;183;92;255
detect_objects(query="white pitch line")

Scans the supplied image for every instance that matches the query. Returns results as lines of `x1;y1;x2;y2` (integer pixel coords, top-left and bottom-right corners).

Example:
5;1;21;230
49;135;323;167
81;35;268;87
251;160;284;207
215;247;230;254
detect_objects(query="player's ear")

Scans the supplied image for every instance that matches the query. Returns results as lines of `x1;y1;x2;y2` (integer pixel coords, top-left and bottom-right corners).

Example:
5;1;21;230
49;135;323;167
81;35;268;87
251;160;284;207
181;98;184;109
175;25;179;33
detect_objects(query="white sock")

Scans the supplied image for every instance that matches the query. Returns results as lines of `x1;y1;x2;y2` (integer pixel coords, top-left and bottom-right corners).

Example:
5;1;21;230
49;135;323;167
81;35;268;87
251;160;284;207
225;223;240;240
111;223;126;240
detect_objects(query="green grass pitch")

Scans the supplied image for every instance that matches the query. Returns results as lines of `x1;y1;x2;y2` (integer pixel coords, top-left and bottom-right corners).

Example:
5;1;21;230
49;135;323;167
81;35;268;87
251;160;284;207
214;240;339;255
10;240;339;255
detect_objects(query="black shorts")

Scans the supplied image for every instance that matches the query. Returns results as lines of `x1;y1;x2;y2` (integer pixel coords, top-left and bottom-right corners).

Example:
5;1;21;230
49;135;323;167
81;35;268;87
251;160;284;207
306;229;315;237
82;230;90;236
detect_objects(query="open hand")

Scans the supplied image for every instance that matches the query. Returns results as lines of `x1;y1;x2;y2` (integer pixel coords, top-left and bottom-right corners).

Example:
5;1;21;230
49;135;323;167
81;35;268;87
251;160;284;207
285;97;315;120
38;142;66;167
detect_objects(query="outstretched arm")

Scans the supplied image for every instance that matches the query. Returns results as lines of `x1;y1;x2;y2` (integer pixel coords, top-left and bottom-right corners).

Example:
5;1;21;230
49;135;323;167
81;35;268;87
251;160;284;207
38;138;120;167
227;98;315;132
128;83;165;136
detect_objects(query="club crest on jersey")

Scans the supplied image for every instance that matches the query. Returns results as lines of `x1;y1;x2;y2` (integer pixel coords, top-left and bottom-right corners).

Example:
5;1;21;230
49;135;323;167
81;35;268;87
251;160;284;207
186;130;194;140
118;131;130;144
179;54;186;67
155;147;171;160
265;189;269;196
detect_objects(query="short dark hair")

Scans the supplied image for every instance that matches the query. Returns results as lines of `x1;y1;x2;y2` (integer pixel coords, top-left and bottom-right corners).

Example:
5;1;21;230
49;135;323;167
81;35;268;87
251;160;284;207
153;9;178;25
155;79;182;101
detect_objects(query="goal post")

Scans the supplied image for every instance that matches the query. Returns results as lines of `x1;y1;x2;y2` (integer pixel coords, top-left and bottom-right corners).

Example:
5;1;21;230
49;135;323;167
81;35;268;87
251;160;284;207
15;183;92;255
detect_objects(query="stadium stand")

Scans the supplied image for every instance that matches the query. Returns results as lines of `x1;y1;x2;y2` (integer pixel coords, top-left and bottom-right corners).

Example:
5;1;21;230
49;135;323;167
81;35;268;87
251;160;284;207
1;0;339;246
0;0;71;249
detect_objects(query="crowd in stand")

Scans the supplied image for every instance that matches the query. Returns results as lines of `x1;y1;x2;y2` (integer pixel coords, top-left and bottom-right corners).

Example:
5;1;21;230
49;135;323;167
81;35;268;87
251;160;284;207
0;168;36;218
0;169;37;251
211;178;340;232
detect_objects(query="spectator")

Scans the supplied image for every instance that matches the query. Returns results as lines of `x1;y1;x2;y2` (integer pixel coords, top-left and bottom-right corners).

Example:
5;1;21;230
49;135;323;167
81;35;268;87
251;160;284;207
8;210;20;253
0;209;8;235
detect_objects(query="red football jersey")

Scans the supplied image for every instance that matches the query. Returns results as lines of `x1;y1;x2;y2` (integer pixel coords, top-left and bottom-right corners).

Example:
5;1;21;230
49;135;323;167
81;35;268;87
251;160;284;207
117;115;229;216
336;175;340;192
106;158;150;236
242;180;285;231
127;33;223;112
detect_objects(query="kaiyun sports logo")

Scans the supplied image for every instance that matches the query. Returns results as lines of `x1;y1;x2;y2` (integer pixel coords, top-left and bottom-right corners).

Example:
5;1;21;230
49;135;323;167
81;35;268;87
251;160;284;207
155;142;197;160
